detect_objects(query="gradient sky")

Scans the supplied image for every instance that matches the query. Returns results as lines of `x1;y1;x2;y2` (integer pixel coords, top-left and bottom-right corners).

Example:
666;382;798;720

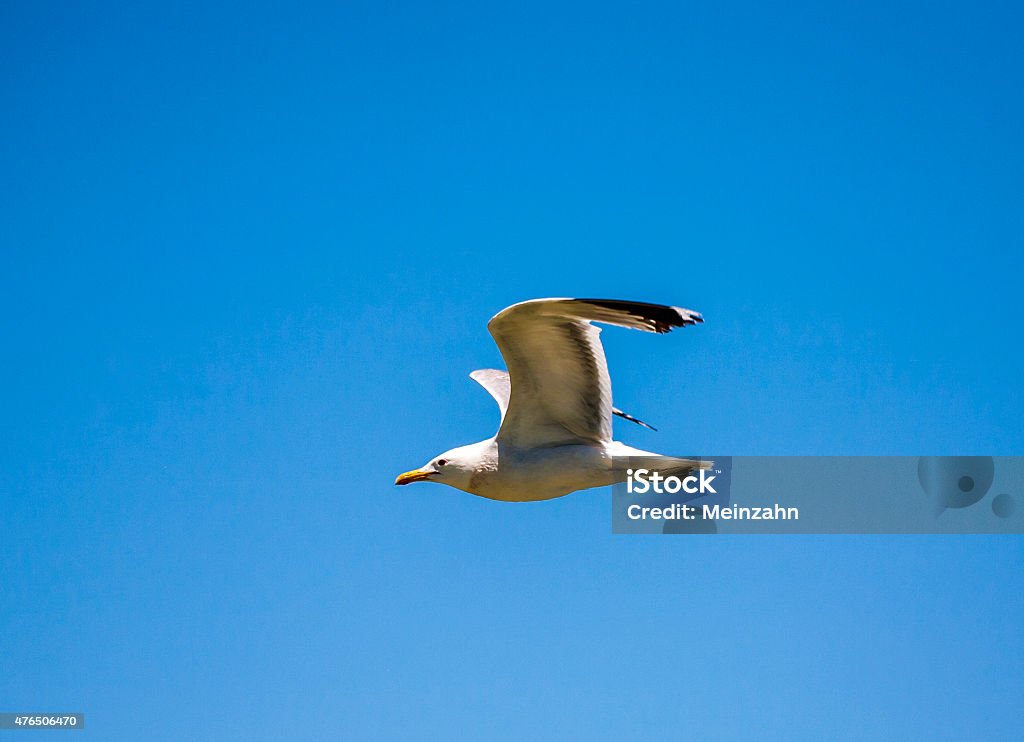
2;1;1022;739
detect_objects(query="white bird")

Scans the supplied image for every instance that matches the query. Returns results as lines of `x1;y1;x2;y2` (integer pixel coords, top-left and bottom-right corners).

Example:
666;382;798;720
395;298;709;501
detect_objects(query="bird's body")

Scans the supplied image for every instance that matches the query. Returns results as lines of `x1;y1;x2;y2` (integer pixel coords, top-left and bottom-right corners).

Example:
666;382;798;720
395;298;708;502
428;438;704;502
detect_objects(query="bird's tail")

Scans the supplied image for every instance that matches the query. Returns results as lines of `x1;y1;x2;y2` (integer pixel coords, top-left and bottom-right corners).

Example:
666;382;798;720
612;452;713;478
639;456;712;477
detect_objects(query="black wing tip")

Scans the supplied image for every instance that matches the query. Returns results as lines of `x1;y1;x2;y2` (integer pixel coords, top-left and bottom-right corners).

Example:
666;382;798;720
612;407;658;431
575;298;704;333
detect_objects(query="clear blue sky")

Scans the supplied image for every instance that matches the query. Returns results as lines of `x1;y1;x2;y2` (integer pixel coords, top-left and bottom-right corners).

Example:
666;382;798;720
2;1;1022;739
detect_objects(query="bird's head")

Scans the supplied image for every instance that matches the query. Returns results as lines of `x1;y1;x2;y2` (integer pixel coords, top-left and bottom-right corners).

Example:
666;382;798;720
394;444;480;492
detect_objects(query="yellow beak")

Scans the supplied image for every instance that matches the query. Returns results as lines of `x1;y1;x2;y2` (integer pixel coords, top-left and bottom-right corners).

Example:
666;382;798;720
395;468;435;485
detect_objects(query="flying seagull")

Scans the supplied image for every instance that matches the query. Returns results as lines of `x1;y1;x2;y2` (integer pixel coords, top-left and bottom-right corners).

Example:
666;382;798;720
395;298;709;501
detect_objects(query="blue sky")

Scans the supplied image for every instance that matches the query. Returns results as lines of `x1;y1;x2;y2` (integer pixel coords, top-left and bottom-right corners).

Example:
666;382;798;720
1;1;1022;739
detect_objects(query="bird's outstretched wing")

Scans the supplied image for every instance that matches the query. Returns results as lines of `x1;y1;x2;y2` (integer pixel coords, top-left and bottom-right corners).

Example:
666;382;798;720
484;298;702;448
469;369;511;420
471;368;658;431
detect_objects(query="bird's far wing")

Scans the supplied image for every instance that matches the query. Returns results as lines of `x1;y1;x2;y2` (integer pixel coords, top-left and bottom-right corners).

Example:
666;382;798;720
469;369;511;421
486;298;702;448
472;368;657;431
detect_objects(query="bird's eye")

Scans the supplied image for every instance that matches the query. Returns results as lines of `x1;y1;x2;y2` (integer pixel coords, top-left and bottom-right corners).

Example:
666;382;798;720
436;459;448;467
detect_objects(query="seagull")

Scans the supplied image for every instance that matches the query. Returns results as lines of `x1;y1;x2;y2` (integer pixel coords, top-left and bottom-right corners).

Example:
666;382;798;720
395;298;709;502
